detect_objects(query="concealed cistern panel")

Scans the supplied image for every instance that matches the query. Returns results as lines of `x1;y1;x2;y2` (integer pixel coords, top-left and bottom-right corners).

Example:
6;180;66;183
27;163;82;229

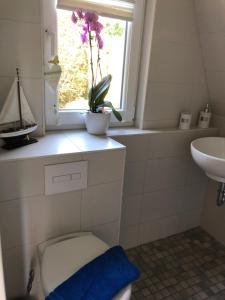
45;161;88;195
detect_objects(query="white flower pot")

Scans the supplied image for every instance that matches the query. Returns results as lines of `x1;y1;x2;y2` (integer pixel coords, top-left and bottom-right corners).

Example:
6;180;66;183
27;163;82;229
84;111;111;135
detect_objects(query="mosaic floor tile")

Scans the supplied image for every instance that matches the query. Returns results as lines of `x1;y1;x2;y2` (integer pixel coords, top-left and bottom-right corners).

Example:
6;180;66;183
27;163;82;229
127;227;225;300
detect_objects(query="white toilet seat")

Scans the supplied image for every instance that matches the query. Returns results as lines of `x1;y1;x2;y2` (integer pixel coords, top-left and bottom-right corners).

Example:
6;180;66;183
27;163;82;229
38;232;132;300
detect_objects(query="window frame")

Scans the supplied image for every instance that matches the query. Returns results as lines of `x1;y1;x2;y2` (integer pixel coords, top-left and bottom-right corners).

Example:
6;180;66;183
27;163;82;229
43;0;145;130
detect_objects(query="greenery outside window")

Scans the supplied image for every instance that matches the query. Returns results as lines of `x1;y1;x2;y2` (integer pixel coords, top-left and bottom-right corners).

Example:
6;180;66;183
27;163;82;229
43;0;145;129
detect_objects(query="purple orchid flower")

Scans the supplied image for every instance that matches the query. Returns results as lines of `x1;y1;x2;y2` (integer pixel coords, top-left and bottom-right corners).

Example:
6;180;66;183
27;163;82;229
81;32;88;43
75;8;84;19
84;11;99;25
90;21;103;34
71;9;105;90
71;12;78;24
96;33;104;49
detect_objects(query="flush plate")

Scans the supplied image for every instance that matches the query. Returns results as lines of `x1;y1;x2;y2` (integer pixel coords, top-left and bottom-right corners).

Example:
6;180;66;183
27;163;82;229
45;161;88;195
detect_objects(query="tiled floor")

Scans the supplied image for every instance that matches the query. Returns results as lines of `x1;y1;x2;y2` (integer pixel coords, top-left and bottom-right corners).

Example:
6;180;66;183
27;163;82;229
127;228;225;300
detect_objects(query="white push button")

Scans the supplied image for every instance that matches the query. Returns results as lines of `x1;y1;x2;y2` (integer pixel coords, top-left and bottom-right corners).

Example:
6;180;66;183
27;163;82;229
52;174;71;183
45;161;88;195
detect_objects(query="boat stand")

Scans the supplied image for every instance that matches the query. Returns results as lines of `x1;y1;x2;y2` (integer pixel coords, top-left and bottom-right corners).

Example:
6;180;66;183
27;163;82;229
2;134;37;150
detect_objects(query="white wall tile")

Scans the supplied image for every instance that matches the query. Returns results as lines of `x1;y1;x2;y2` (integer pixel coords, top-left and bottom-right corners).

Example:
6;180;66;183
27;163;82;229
83;149;125;186
139;219;167;245
140;188;187;223
147;132;190;159
114;135;148;162
207;71;225;116
123;161;146;196
140;184;205;226
0;77;14;110
206;71;225;102
139;0;209;128
145;82;192;123
81;181;123;228
120;225;139;249
195;0;225;34
139;210;201;245
0;153;84;202
2;245;34;299
88;221;120;246
148;39;206;84
144;157;188;192
184;183;206;212
201;33;225;72
0;20;42;78
201;181;225;246
178;210;201;231
0;198;31;250
190;84;209;126
154;0;199;45
195;0;225;128
121;194;142;227
30;191;82;244
187;158;207;184
0;159;44;202
185;128;219;144
142;119;179;130
213;115;225;136
0;0;40;23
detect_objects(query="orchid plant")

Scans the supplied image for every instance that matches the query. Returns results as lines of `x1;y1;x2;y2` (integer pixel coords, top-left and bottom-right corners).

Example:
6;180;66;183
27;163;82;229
71;9;122;121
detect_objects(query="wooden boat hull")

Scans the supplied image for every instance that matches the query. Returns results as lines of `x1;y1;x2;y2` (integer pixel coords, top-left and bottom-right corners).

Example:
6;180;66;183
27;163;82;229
0;124;38;138
0;124;38;150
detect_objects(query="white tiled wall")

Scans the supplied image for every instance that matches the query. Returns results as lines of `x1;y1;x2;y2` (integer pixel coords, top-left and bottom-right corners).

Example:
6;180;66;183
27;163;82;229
195;0;225;135
0;149;125;299
201;180;225;246
114;128;218;249
194;0;225;246
136;0;209;129
0;0;44;135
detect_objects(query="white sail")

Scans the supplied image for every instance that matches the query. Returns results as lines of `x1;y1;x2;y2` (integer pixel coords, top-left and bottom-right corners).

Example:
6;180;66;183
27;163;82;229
0;78;36;126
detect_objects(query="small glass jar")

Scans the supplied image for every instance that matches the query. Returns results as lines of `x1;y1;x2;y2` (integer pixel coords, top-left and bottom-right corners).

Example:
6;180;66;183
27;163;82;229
179;112;192;130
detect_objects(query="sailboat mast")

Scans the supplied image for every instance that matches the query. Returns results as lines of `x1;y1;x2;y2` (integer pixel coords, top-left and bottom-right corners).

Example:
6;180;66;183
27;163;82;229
16;68;23;129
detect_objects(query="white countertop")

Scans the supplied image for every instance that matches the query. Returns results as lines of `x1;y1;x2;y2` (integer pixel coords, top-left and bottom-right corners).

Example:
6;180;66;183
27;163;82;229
0;131;125;162
0;127;218;162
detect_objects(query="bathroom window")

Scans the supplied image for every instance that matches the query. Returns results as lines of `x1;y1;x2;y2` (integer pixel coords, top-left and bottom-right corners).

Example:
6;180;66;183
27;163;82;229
57;10;126;111
43;0;145;129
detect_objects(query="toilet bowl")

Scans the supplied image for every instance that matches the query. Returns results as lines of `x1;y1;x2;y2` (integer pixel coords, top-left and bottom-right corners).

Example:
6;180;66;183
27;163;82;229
38;232;132;300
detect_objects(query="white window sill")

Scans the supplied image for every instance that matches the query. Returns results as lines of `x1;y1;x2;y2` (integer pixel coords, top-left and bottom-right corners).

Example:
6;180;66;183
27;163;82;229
0;127;218;162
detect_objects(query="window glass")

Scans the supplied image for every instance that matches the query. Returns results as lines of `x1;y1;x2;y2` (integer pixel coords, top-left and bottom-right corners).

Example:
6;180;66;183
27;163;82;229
57;9;127;110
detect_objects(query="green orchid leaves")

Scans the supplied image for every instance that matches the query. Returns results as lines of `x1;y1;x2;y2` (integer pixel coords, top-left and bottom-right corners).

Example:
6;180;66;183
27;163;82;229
89;75;122;122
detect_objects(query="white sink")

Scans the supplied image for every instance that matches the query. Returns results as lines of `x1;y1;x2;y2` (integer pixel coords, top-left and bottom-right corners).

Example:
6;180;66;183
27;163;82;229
191;137;225;183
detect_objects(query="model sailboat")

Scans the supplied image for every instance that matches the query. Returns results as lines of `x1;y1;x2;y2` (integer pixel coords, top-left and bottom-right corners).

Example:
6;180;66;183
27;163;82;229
0;68;38;149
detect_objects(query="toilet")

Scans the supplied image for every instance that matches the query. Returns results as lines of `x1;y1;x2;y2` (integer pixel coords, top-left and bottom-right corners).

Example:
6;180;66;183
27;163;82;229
38;232;132;300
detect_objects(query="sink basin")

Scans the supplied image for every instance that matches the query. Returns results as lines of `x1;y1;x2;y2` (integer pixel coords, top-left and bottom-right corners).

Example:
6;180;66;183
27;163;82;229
191;137;225;183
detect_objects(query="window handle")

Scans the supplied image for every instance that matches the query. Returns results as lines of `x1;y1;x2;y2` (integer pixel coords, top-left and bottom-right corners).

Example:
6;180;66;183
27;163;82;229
45;29;55;57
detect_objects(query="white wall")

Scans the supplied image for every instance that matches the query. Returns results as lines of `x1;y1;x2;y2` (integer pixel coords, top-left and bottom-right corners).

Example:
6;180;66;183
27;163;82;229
0;0;45;135
201;181;225;246
136;0;209;129
194;0;225;245
195;0;225;135
114;128;217;249
0;0;211;135
0;149;125;299
0;0;222;298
